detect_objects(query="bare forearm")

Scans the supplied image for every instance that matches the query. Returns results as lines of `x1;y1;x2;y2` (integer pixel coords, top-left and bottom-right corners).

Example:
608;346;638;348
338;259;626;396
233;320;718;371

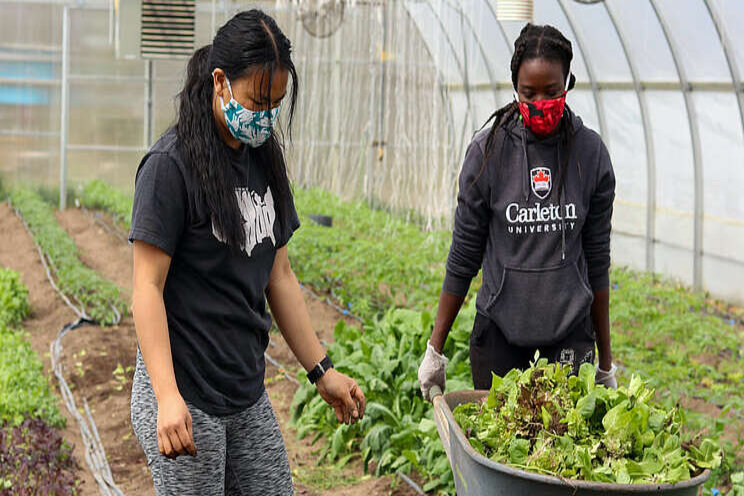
591;288;612;370
267;270;326;372
429;290;466;353
132;284;179;401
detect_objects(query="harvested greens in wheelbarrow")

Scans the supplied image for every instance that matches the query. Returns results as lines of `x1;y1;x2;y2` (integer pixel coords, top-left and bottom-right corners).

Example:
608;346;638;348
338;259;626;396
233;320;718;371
452;356;721;485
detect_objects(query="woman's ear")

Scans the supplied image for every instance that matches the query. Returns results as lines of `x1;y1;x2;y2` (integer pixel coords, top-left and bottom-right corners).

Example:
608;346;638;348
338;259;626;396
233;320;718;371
567;73;576;92
212;68;227;101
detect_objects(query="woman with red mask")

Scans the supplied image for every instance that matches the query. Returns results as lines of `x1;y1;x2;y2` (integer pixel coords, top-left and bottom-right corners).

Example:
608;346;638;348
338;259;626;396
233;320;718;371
418;23;617;398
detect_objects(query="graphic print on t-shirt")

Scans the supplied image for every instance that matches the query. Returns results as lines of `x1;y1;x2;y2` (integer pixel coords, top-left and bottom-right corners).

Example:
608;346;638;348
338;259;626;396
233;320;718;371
212;187;276;256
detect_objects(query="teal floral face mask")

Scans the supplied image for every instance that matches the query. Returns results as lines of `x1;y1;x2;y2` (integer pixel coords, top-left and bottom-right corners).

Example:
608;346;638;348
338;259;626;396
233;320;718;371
218;75;280;148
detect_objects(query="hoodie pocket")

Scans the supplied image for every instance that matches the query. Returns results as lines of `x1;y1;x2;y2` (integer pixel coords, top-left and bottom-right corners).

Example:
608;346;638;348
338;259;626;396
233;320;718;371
485;261;594;347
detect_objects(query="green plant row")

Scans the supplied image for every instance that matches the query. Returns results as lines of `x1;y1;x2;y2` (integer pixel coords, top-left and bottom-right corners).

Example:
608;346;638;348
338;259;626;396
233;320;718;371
77;180;133;231
289;188;471;318
8;187;126;325
0;268;64;427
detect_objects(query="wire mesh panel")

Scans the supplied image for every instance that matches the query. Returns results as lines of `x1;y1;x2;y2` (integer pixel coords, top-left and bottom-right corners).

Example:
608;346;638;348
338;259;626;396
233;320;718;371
273;1;457;227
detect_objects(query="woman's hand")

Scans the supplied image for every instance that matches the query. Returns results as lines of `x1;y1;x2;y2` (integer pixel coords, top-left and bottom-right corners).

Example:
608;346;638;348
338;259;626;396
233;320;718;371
418;340;449;402
316;369;366;425
157;392;197;459
595;362;618;390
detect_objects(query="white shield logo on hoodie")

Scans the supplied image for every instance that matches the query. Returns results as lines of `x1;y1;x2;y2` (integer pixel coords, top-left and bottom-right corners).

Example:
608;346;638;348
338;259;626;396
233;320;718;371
530;167;552;200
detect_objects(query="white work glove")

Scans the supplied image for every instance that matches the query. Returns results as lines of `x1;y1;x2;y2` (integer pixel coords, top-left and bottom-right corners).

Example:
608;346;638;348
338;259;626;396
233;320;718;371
595;362;618;389
418;340;449;402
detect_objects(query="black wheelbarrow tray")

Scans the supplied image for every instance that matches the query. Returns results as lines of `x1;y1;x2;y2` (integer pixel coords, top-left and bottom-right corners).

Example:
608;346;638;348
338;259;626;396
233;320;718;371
430;387;710;496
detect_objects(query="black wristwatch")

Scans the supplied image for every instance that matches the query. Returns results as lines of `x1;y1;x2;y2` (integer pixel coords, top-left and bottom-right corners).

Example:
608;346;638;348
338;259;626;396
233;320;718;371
307;355;334;384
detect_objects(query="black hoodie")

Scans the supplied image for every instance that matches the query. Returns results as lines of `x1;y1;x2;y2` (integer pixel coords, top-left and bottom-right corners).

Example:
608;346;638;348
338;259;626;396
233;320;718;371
443;110;615;347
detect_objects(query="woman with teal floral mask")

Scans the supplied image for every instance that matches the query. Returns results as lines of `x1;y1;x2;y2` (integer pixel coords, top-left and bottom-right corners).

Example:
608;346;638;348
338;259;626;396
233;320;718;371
129;10;366;495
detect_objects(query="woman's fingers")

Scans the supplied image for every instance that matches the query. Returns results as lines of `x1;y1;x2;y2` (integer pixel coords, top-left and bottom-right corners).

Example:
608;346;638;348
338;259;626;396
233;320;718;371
184;413;197;456
342;387;358;423
186;411;193;438
175;422;196;457
351;383;366;419
185;413;196;455
168;427;185;457
160;430;174;458
333;403;344;423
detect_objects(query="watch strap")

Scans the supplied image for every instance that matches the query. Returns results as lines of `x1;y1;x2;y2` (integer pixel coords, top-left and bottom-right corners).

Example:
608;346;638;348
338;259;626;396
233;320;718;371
308;355;334;384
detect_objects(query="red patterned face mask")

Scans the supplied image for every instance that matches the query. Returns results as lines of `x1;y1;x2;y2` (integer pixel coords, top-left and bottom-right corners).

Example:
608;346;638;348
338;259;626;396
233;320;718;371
516;92;567;136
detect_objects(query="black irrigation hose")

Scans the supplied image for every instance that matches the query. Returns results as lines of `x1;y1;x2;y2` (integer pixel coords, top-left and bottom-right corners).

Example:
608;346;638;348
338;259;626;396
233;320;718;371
299;282;364;323
79;204;129;244
51;319;125;496
396;471;425;495
9;201;125;496
79;207;428;495
264;349;301;387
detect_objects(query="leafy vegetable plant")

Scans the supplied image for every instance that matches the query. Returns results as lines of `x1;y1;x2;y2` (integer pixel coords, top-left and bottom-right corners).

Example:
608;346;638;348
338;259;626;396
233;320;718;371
0;268;30;328
0;418;79;495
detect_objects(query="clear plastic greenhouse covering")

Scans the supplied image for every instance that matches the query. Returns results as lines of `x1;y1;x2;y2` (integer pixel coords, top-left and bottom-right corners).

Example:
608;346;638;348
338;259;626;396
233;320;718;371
0;0;742;303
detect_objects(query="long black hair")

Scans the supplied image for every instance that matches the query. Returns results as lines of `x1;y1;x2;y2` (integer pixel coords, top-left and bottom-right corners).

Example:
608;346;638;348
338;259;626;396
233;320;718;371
175;9;298;252
480;23;575;197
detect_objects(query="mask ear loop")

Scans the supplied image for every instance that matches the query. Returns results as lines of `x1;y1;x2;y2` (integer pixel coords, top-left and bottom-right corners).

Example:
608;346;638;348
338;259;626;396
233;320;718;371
565;72;575;94
224;76;235;100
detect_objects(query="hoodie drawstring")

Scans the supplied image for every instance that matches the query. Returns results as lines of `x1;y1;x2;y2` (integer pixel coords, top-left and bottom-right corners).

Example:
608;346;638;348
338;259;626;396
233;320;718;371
520;125;530;202
558;145;566;261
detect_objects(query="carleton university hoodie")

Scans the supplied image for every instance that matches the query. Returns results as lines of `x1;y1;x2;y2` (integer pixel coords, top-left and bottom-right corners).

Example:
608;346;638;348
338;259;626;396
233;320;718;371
443;110;615;347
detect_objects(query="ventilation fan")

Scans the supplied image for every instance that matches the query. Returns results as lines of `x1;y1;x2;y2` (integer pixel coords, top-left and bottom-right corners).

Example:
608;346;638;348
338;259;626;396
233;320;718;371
297;0;345;38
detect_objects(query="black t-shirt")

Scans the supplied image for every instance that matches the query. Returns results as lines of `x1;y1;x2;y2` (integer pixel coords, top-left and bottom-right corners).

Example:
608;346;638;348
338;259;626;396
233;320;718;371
129;128;300;416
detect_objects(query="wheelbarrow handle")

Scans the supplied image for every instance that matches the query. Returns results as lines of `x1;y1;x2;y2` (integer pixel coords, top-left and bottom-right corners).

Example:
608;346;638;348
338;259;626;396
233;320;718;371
429;385;443;399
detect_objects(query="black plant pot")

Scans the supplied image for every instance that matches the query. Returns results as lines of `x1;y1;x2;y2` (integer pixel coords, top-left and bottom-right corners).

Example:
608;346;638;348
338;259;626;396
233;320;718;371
307;214;333;227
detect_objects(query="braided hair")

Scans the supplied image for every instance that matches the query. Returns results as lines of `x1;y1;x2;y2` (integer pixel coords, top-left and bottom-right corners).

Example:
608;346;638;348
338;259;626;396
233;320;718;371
480;24;575;198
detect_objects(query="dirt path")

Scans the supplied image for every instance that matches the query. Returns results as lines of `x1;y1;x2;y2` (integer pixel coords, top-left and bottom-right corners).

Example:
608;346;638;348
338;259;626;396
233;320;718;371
52;207;418;495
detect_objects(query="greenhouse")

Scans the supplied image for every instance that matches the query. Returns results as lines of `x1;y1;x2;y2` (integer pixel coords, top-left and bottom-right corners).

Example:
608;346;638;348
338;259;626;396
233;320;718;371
0;0;742;495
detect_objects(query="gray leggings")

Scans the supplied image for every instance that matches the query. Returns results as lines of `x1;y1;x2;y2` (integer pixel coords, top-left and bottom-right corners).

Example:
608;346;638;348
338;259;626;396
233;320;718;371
130;351;293;496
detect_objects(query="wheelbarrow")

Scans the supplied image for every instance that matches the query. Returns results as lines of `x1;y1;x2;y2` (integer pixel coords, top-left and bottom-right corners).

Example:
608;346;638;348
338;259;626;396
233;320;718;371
429;386;711;496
